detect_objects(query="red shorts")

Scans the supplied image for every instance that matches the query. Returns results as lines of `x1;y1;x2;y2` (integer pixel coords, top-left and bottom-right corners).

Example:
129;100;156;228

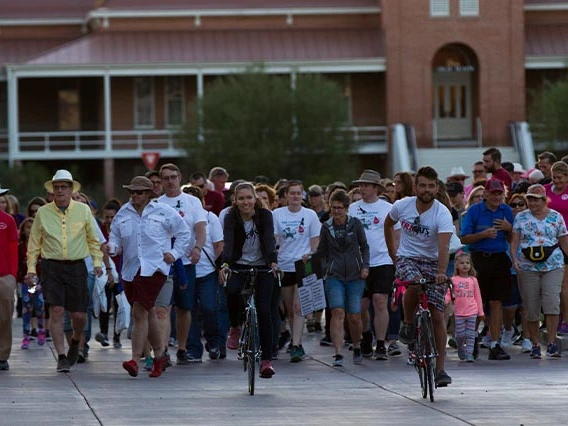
123;271;167;311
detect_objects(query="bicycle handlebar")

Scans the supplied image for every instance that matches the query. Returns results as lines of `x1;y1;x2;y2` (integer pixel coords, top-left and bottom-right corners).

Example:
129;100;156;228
222;266;283;288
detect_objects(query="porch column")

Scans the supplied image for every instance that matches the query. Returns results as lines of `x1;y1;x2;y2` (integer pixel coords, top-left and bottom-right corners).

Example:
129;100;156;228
197;71;204;142
103;72;114;198
7;69;19;167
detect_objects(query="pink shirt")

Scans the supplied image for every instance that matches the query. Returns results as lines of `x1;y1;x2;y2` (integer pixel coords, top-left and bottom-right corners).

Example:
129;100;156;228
545;183;568;223
447;276;484;318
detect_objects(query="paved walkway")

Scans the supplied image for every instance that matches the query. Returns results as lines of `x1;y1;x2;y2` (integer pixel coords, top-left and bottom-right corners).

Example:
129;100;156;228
2;318;567;426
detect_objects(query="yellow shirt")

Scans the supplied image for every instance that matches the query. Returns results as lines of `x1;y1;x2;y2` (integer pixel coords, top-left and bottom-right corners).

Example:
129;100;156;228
27;200;103;274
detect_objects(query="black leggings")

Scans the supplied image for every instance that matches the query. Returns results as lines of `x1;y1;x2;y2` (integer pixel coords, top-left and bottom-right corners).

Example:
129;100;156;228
226;268;275;360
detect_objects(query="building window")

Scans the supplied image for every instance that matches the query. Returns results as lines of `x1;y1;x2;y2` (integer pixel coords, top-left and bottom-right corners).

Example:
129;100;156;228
58;89;81;131
134;77;154;128
0;84;6;132
165;76;184;128
431;0;450;17
460;0;479;16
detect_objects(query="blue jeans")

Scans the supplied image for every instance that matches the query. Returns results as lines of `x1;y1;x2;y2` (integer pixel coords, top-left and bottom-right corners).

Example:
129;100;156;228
325;277;365;314
217;283;228;354
186;272;220;358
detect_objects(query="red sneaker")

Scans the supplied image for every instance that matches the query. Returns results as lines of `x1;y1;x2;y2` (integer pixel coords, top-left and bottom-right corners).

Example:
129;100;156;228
227;327;241;350
260;360;275;378
149;355;167;378
122;359;138;377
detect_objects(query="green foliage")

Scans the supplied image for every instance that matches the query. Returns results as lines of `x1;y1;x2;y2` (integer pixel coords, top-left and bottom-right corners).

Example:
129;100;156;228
529;78;568;142
180;69;357;183
0;162;51;209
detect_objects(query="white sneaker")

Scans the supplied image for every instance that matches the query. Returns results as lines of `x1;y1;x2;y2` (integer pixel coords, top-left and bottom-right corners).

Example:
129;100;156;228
500;328;514;349
521;338;532;353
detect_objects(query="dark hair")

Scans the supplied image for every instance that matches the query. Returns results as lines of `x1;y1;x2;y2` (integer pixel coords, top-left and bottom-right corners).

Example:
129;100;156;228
415;166;438;182
145;170;159;179
189;171;207;182
394;172;414;200
285;180;304;193
329;189;350;208
19;217;34;243
184;185;204;204
482;147;501;163
232;182;263;210
538;151;557;164
501;162;514;173
103;199;121;212
26;196;47;217
474;160;484;166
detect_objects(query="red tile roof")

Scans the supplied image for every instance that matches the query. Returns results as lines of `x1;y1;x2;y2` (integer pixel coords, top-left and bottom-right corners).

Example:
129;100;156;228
25;29;384;66
0;39;73;67
526;25;568;56
98;0;379;10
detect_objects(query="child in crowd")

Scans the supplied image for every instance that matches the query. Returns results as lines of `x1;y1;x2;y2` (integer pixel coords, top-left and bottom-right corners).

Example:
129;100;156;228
18;218;46;349
448;252;484;362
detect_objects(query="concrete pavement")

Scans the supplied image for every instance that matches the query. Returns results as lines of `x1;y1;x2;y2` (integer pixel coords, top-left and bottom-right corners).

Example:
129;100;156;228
2;318;567;426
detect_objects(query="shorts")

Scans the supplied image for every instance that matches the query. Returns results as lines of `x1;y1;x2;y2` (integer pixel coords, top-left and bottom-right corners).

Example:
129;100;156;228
363;265;395;297
502;274;522;309
172;264;196;311
518;269;563;321
325;277;365;314
280;272;297;288
470;251;512;303
123;271;167;311
395;256;446;312
155;276;173;308
41;259;89;312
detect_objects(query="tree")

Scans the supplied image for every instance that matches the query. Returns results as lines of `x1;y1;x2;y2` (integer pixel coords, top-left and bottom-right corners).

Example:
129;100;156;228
529;78;568;144
180;69;357;183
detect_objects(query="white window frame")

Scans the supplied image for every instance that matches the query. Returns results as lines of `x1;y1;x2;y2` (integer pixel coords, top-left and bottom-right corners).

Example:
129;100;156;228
164;76;185;129
431;0;450;17
460;0;479;16
0;84;7;132
134;77;155;129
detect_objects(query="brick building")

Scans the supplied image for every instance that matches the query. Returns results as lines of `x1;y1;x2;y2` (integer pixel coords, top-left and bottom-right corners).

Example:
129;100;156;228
0;0;566;195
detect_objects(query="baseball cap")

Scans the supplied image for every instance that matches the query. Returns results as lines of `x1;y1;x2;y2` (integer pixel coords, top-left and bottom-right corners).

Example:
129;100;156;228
484;179;505;193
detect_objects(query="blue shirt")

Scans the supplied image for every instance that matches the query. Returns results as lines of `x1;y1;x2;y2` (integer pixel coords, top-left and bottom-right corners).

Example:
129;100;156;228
461;201;513;253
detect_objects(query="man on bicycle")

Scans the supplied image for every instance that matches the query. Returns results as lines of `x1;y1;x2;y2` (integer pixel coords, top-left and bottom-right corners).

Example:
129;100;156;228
384;166;453;387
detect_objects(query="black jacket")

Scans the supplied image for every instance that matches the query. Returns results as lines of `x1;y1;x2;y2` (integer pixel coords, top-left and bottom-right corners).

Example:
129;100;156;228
317;215;370;281
222;207;277;266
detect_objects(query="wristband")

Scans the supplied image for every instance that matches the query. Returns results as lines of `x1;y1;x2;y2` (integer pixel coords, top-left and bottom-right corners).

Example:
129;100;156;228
106;267;112;271
194;246;202;252
221;263;229;269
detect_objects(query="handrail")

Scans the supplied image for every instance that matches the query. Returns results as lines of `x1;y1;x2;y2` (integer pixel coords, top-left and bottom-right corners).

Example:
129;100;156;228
391;123;412;173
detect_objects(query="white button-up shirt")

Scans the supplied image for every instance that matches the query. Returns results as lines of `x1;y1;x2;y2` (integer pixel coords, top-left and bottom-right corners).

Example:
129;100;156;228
109;199;191;282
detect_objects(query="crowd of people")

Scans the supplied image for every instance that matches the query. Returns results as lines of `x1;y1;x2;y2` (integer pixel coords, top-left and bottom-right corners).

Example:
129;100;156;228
0;147;567;388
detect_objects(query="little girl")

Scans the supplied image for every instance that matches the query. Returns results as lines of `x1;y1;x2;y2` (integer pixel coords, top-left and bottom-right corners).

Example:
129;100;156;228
448;253;484;362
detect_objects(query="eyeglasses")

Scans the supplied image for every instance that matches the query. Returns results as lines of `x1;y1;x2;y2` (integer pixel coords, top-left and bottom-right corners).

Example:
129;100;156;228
129;190;145;195
161;174;179;181
330;206;346;210
509;202;525;208
53;184;71;191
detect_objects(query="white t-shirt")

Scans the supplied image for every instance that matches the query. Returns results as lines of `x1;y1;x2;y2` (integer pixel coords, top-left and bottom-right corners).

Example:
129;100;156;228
158;192;207;265
273;206;321;272
388;197;453;260
349;198;394;267
196;210;223;278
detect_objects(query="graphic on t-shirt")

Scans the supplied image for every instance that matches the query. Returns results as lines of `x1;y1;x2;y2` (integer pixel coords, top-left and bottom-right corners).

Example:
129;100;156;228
455;280;474;298
281;218;305;240
246;226;259;243
355;206;381;230
400;216;430;237
174;200;185;217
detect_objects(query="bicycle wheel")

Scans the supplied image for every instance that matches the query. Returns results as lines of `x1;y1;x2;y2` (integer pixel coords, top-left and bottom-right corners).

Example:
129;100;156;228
416;325;428;399
247;307;257;395
421;312;436;402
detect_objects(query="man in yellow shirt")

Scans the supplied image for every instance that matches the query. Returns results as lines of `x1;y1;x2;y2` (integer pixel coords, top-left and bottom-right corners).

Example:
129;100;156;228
26;170;103;373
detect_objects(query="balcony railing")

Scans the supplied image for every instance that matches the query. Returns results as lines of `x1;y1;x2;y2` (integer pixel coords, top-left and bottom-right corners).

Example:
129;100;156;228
0;126;388;160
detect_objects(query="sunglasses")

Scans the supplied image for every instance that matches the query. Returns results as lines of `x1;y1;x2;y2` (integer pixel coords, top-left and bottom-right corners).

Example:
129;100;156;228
129;190;145;195
509;202;525;208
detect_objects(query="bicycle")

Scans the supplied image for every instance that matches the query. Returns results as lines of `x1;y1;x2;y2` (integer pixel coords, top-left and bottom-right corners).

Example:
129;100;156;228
223;266;281;395
392;277;453;402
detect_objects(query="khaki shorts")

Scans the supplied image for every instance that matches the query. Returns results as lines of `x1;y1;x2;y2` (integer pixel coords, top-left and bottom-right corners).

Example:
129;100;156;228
517;268;563;321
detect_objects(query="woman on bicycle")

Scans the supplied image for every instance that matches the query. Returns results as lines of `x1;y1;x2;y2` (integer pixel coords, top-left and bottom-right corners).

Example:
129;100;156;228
220;182;278;378
317;189;369;366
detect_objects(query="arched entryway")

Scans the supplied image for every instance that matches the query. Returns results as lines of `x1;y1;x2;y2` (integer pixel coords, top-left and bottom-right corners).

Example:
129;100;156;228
432;43;479;142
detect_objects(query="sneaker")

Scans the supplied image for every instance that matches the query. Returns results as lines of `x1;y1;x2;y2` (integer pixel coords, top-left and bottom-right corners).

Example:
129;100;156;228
387;343;402;357
168;337;177;347
164;352;172;369
521;338;532;353
473;336;479;359
558;321;568;336
530;345;542;359
513;335;524;346
149;355;168;378
314;323;323;332
186;354;203;364
30;328;38;339
435;369;452;387
466;354;475;363
0;360;9;371
113;338;122;349
277;330;291;350
374;345;388;361
122;359;139;377
227;327;240;350
67;339;80;366
353;347;363;365
480;334;491;349
319;335;333;346
448;337;457;349
176;350;191;365
488;344;510;360
546;343;561;358
457;345;466;361
45;330;52;342
260;360;275;378
500;327;514;349
361;332;374;357
95;333;110;347
21;336;30;350
77;351;86;364
290;345;303;363
306;318;316;333
56;357;71;373
37;330;46;346
209;347;220;360
399;323;415;345
332;354;344;367
143;356;153;371
286;342;293;353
